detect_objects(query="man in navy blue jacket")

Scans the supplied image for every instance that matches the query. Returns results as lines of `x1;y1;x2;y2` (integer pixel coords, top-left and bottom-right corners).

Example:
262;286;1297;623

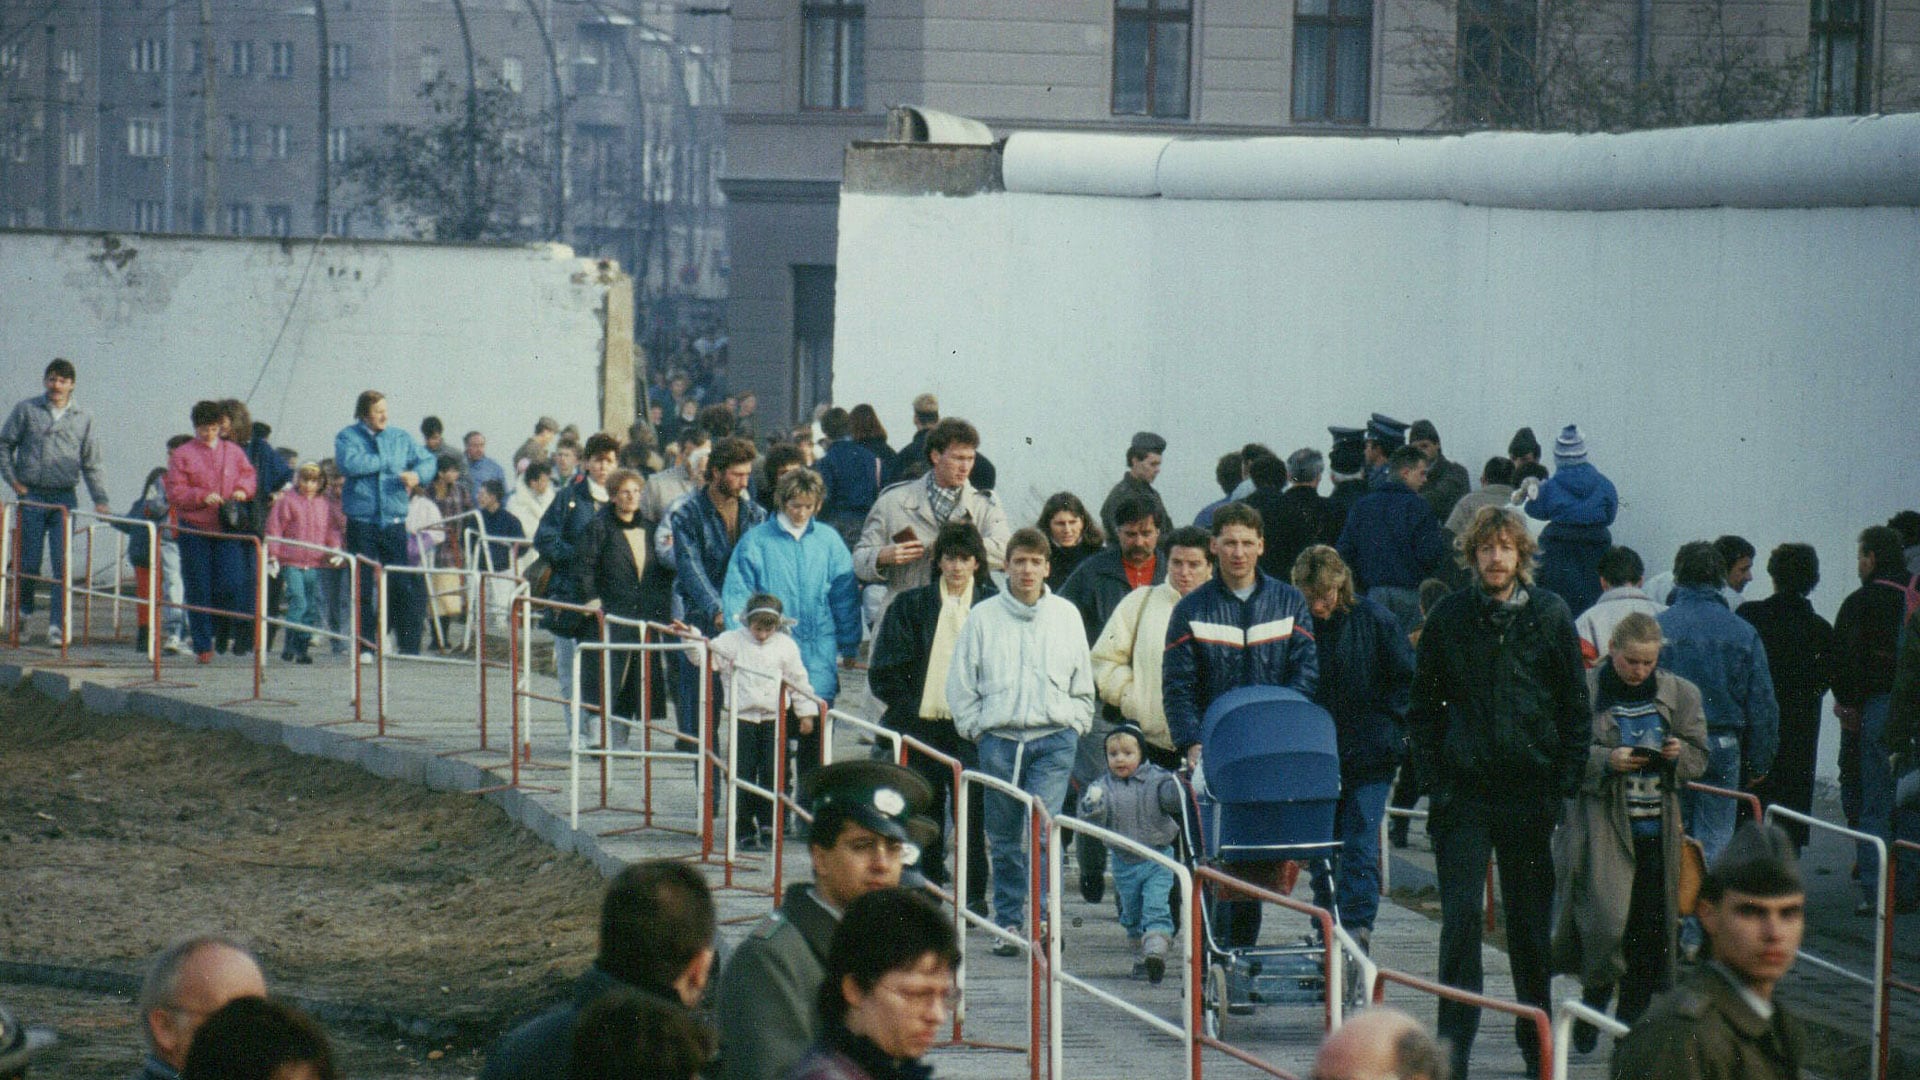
1337;445;1450;634
1163;502;1317;952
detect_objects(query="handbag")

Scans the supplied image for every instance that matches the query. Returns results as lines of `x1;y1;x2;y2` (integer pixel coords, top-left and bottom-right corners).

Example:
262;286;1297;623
1676;835;1707;916
218;498;250;534
525;556;556;599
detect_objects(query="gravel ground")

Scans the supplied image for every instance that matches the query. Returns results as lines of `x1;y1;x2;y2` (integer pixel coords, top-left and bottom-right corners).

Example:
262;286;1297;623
0;686;608;1079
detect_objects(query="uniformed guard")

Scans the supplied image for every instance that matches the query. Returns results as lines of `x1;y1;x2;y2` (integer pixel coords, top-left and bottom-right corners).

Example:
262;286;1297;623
1364;413;1409;485
1325;426;1370;542
1611;822;1808;1080
715;760;935;1080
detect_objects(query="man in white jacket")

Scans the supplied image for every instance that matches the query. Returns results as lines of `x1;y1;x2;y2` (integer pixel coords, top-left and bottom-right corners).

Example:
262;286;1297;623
947;526;1094;950
1091;526;1215;771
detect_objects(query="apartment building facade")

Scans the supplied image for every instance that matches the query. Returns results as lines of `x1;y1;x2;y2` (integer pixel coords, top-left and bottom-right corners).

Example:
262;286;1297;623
722;0;1918;424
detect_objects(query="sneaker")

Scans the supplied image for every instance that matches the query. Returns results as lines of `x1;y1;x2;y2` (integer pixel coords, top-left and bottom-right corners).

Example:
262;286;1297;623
46;624;66;647
990;938;1022;958
164;635;188;655
1142;932;1170;984
358;650;375;665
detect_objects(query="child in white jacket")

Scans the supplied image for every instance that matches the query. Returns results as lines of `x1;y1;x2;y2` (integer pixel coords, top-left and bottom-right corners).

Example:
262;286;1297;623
702;592;817;850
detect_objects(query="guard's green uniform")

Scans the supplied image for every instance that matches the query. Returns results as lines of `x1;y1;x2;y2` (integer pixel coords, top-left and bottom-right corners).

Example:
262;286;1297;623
716;882;840;1080
1611;963;1804;1080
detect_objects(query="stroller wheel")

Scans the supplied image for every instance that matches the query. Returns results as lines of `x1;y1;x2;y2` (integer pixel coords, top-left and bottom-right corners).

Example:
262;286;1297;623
1207;964;1231;1035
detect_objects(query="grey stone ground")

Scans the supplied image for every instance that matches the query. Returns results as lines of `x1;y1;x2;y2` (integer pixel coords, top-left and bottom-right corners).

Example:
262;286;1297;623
11;599;1908;1078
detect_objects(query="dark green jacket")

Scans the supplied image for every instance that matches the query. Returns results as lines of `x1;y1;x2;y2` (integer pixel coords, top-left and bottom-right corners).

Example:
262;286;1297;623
1611;963;1805;1080
716;883;839;1080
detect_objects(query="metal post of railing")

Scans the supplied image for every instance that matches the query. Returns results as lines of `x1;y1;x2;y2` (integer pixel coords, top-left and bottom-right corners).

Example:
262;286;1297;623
1550;998;1629;1080
376;567;390;732
57;502;72;657
1371;967;1552;1080
0;503;13;639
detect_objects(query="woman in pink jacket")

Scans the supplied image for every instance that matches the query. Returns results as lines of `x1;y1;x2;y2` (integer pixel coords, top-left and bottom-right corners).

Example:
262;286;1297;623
267;461;345;663
166;400;257;662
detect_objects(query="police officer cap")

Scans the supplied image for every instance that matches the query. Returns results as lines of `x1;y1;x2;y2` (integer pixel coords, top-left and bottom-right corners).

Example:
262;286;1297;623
1366;414;1409;447
1327;425;1366;448
1702;822;1803;902
804;760;933;844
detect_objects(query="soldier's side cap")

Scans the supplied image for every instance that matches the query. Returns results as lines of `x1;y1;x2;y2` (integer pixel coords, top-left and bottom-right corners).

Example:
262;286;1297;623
804;760;934;844
1704;821;1803;900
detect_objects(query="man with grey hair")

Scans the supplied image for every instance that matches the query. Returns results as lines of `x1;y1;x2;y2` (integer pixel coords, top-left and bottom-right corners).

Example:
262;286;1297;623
132;935;267;1080
1251;447;1333;580
1311;1007;1450;1080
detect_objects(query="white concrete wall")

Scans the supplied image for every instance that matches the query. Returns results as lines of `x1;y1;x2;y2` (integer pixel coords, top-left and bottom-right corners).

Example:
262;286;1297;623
834;117;1920;781
0;231;616;507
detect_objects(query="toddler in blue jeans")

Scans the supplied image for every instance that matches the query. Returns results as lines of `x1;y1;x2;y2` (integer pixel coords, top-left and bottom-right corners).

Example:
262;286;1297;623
1079;725;1184;983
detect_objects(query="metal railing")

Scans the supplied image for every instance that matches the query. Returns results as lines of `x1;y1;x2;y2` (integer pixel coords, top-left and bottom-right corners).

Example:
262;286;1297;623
1370;967;1552;1080
1766;804;1890;1080
568;635;711;834
1549;998;1629;1080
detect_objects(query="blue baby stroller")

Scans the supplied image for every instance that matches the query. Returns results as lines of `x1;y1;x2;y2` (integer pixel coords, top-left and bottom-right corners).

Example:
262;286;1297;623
1183;686;1345;1036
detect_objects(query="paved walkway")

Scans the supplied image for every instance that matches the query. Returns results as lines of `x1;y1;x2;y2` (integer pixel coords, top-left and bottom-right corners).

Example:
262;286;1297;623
5;612;1610;1080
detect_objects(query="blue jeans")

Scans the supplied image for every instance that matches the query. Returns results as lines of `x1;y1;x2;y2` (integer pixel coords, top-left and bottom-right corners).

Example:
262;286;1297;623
280;566;319;653
159;538;186;639
1859;694;1900;902
17;488;76;626
977;728;1077;930
177;532;249;654
1683;731;1744;864
345;519;423;654
1114;846;1177;938
1310;778;1393;932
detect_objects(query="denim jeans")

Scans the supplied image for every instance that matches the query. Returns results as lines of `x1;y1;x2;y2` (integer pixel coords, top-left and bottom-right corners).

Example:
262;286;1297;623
1682;731;1744;864
1310;778;1393;932
1113;846;1177;938
977;728;1077;931
177;532;249;654
280;566;319;653
1859;694;1898;901
18;488;76;626
159;538;186;639
345;519;423;655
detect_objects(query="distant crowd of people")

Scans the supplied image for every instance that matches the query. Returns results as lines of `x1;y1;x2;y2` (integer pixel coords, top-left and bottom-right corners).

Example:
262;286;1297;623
4;359;1917;1080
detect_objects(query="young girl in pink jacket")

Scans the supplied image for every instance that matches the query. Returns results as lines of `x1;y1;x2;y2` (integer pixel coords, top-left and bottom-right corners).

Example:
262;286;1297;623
266;462;345;663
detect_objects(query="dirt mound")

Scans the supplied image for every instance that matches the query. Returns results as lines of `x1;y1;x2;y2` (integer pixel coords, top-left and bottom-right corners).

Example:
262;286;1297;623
0;685;606;1071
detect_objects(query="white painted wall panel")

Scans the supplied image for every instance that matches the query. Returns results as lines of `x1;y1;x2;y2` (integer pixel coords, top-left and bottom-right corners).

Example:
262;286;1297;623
0;232;613;512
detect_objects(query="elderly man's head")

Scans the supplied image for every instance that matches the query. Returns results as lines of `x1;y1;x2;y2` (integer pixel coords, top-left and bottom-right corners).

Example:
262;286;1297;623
139;936;268;1070
1311;1008;1448;1080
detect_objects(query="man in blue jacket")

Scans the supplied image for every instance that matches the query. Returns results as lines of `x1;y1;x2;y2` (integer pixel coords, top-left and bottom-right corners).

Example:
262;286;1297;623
1337;445;1450;634
1659;540;1779;867
335;390;436;658
1163;502;1317;952
671;437;766;740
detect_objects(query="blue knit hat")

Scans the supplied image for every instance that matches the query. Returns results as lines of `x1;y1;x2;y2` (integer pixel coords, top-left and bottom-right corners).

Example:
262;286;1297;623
1554;424;1588;464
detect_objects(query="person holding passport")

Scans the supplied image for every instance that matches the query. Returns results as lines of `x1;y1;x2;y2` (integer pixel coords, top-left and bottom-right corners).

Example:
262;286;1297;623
1552;611;1708;1048
854;417;1009;627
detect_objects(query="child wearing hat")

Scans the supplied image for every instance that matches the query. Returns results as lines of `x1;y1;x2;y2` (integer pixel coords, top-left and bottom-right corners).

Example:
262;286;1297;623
1078;724;1185;983
705;592;818;850
265;461;345;664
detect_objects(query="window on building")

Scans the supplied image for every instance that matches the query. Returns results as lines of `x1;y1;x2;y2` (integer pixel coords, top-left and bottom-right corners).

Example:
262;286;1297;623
127;118;163;158
327;127;349;164
1;43;24;79
792;265;837;420
801;1;864;110
502;55;524;93
267;123;291;159
224;203;252;235
1809;0;1867;114
1457;0;1536;126
270;41;293;78
420;47;443;87
265;204;292;237
574;36;617;94
328;210;352;237
66;130;87;166
1293;0;1372;123
229;120;252;160
62;46;82;83
329;42;351;80
1;126;28;163
1113;0;1191;118
3;208;26;228
131;39;167;74
187;40;203;74
132;200;163;231
230;40;255;77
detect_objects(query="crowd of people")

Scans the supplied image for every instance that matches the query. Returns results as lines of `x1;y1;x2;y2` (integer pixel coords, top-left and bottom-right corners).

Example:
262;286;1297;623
4;359;1919;1080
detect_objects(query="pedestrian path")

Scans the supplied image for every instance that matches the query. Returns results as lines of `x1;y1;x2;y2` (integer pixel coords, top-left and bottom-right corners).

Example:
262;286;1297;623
3;626;1612;1080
